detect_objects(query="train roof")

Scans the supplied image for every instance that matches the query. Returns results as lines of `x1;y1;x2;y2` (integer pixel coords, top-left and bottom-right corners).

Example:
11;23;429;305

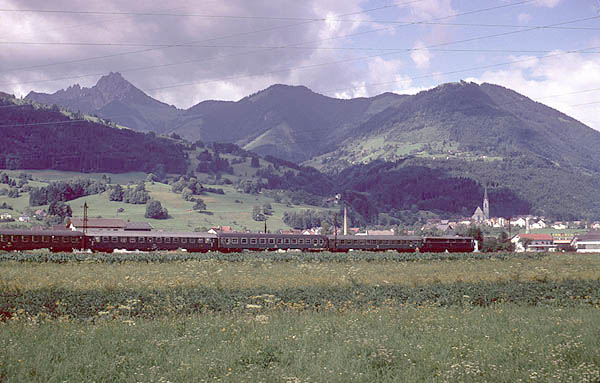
424;236;474;240
327;235;422;240
0;229;83;236
218;232;326;237
88;230;217;239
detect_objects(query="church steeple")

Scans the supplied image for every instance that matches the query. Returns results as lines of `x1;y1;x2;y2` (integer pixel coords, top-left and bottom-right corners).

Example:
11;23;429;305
483;187;489;219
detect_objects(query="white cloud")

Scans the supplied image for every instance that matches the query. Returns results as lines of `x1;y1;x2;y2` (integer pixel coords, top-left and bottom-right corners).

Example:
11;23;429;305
466;51;600;131
411;41;432;70
533;0;562;7
517;12;532;24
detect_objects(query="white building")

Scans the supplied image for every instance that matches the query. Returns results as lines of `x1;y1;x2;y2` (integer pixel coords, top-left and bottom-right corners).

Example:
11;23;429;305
570;231;600;253
511;233;556;252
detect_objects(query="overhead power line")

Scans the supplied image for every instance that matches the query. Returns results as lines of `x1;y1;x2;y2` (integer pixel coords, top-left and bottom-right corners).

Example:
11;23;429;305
0;0;530;75
138;15;600;92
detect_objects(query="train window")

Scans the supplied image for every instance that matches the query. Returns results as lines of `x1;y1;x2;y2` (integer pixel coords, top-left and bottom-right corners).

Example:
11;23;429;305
173;238;179;243
260;238;266;244
138;237;145;243
298;239;304;245
129;237;136;243
277;238;283;244
189;238;196;243
232;238;238;244
250;238;257;244
269;238;275;244
11;235;18;242
284;238;290;244
156;237;162;243
383;240;389;245
291;238;297;244
62;237;69;243
72;237;79;243
111;237;118;242
0;235;4;242
224;238;230;244
118;237;126;243
102;236;109;242
22;236;29;242
359;240;365;245
319;239;324;245
52;236;59;243
147;237;153;243
181;238;187;244
313;239;318;245
241;238;248;244
165;238;171;244
32;236;39;243
198;238;203;244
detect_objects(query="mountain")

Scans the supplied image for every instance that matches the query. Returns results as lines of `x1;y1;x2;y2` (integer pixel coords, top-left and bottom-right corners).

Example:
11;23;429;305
172;85;408;162
306;81;600;174
26;72;181;134
14;75;600;220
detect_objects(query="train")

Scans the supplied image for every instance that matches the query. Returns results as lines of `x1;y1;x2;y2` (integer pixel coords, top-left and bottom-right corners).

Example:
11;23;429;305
0;228;476;253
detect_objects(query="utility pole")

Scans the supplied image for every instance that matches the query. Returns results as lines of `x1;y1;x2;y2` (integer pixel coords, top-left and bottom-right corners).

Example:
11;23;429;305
82;202;88;250
333;212;338;251
343;206;347;236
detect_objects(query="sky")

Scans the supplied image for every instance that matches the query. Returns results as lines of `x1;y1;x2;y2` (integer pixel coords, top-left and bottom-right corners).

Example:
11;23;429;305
0;0;599;129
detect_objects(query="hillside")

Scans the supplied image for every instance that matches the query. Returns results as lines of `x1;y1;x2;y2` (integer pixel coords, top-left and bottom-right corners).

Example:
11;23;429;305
0;93;187;173
10;76;600;222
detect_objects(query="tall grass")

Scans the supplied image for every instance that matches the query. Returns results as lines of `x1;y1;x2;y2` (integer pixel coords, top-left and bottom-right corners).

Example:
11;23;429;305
1;307;599;382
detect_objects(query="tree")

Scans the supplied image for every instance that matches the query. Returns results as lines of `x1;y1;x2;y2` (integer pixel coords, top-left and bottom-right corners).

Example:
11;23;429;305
7;187;19;198
250;156;260;168
193;198;207;211
145;200;169;219
47;201;72;219
262;202;273;215
109;184;124;201
252;205;265;221
466;226;484;245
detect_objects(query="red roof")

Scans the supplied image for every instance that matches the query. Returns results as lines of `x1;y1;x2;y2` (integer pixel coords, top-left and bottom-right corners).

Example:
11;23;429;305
516;234;553;241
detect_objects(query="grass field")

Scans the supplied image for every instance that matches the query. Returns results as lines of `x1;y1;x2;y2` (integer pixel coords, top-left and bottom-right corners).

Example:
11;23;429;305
1;251;599;381
0;170;334;232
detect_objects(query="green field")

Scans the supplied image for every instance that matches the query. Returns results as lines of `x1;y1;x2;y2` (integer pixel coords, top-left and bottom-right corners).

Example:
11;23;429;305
1;251;599;381
0;170;334;232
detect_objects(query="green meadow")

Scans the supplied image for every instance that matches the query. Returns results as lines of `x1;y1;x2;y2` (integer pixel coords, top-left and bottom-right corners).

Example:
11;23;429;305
0;170;334;232
1;251;599;382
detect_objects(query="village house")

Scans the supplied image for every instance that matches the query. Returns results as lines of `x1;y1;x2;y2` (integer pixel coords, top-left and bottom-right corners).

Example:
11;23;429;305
570;231;600;253
68;217;126;232
356;229;395;236
529;219;547;230
511;233;556;252
18;215;30;223
552;221;568;230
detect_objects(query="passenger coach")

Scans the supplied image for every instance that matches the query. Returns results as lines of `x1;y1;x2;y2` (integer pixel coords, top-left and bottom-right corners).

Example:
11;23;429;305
88;231;217;253
0;229;84;252
217;232;328;252
328;235;422;252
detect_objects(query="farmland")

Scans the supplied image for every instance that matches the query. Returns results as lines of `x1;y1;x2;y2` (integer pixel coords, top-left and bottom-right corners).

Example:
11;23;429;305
1;251;599;382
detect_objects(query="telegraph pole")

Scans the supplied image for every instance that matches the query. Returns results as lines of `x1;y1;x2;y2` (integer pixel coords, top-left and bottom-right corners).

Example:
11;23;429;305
82;202;88;250
333;212;338;251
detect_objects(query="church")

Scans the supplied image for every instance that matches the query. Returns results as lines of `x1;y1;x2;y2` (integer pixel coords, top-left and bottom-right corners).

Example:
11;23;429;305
471;188;489;223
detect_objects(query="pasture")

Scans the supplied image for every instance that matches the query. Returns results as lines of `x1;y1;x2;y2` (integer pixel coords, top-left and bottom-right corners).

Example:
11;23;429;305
0;169;334;232
1;251;599;382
